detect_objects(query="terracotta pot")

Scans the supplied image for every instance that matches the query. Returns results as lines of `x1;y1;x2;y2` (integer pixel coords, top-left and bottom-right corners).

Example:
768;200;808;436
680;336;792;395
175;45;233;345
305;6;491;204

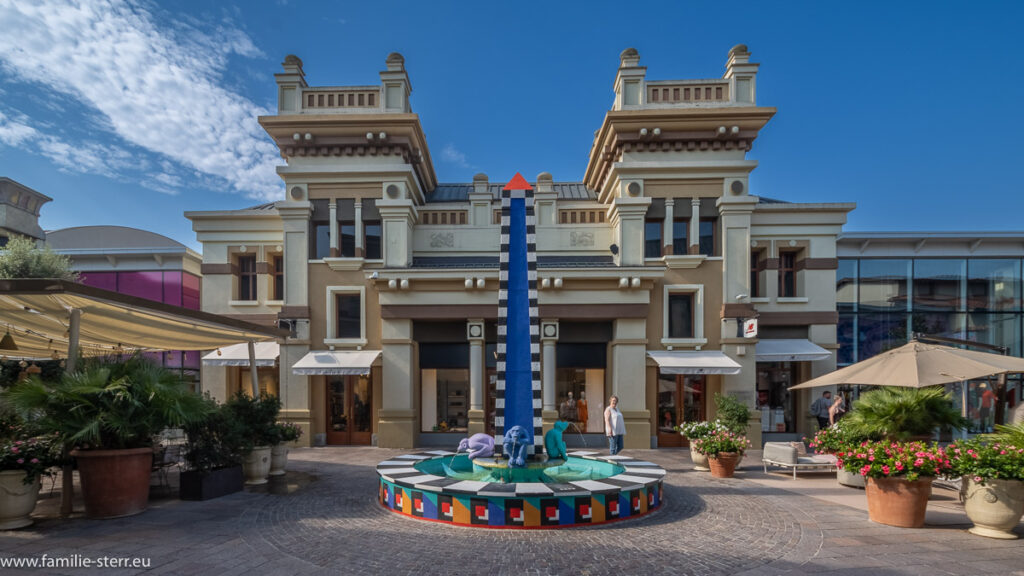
71;447;153;519
0;470;41;529
963;477;1024;539
707;452;740;478
269;445;289;476
243;446;272;485
690;449;710;471
865;476;932;528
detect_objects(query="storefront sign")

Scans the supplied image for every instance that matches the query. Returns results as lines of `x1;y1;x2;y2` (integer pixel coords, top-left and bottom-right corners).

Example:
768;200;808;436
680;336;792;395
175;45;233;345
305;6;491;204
743;318;758;338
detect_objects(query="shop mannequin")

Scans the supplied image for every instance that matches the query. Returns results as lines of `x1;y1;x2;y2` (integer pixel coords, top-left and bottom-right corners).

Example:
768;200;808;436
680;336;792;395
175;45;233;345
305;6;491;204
577;391;588;430
559;391;577;422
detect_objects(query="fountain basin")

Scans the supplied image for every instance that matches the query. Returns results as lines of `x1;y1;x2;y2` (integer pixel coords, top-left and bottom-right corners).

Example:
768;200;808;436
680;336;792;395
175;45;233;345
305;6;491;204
377;450;665;528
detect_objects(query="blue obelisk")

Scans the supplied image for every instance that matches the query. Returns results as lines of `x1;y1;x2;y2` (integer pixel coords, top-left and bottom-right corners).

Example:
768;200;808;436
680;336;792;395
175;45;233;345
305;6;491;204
495;173;542;455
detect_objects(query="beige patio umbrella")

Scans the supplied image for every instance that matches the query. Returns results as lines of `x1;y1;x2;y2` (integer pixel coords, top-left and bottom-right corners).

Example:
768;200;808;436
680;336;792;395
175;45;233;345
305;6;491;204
788;340;1024;389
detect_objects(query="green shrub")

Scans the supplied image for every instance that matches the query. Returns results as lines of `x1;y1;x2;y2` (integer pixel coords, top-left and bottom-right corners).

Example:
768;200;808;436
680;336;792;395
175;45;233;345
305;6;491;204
224;391;281;450
183;395;247;474
840;387;968;441
714;393;751;434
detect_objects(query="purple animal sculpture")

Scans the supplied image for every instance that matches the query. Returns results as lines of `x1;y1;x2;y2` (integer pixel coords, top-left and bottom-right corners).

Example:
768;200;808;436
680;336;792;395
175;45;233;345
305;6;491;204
456;433;495;460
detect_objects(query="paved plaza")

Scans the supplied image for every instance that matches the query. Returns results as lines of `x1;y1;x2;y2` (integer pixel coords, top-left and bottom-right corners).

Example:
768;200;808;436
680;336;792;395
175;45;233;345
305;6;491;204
1;447;1022;575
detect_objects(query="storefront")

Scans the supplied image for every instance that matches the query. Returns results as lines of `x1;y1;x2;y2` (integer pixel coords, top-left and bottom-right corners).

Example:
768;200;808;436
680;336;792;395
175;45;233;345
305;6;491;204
754;339;831;439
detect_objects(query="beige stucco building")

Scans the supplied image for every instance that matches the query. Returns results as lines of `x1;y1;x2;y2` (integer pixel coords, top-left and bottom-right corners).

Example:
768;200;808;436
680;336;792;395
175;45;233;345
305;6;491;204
187;46;854;449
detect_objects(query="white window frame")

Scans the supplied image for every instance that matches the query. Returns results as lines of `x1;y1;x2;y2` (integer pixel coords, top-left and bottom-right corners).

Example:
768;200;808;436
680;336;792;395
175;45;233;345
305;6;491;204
662;284;707;347
325;285;367;346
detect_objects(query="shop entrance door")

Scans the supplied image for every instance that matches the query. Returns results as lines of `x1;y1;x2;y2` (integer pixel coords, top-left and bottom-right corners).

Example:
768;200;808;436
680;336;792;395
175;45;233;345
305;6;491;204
326;375;372;445
657;374;706;447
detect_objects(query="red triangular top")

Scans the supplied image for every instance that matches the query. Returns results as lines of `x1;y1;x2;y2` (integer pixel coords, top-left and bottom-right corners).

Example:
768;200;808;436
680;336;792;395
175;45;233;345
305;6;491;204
502;173;533;191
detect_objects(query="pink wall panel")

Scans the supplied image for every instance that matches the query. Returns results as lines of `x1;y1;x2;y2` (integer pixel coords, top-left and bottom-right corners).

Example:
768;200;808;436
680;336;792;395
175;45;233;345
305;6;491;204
119;271;164;302
79;272;117;291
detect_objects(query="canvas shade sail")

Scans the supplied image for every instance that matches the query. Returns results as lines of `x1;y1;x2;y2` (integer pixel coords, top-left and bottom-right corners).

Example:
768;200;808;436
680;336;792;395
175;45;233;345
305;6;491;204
202;342;280;367
647;350;741;375
292;350;381;375
789;340;1024;390
0;279;285;359
755;339;832;362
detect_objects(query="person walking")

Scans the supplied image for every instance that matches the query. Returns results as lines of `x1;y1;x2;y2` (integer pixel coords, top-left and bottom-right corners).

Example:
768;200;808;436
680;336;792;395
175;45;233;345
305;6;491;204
604;395;626;455
810;391;832;430
828;395;845;426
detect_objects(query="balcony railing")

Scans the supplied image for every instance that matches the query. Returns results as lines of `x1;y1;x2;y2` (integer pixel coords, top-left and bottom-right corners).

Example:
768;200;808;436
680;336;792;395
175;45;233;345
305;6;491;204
647;80;730;104
302;87;381;111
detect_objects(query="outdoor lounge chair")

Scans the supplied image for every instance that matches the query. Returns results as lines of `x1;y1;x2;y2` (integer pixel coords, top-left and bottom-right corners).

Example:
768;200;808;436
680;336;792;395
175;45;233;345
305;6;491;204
761;441;837;479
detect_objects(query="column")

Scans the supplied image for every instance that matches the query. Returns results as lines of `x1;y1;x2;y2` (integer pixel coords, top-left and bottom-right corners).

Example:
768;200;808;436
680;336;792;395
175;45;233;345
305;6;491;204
354;200;364;258
609;195;651;266
540;320;559;432
689;198;701;255
276;201;313;445
610;318;650;449
662;198;675;255
329;200;339;258
467;320;485;435
379;318;415;448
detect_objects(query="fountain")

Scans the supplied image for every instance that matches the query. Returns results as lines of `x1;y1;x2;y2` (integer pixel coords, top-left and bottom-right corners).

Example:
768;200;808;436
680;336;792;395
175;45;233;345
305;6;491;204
377;174;664;527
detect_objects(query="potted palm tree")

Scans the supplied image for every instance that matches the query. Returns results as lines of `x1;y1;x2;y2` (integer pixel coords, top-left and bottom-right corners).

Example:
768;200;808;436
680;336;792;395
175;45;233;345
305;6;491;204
835;387;966;528
225;392;281;485
948;424;1024;539
4;355;208;518
180;396;246;500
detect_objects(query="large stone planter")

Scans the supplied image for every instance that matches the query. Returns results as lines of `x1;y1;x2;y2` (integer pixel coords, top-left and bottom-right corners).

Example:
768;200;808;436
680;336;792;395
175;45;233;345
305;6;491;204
689;449;710;471
179;466;244;501
707;452;741;478
963;477;1024;539
0;470;41;529
865;476;933;528
243;446;272;485
269;445;289;477
71;447;153;519
837;467;866;488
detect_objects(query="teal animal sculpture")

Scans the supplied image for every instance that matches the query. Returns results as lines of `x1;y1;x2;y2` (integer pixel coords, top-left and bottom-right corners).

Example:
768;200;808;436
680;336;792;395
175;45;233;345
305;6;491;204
544;421;569;461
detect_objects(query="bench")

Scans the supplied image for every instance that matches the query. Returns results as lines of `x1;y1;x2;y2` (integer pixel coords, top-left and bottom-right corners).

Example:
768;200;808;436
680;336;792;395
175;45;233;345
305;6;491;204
761;441;837;479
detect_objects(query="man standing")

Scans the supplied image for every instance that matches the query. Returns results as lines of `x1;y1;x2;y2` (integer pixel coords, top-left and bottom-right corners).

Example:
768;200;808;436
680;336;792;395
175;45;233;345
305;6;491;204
810;391;832;430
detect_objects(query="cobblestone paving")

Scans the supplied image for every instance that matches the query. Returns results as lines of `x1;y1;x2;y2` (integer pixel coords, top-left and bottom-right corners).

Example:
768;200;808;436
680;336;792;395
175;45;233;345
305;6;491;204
1;447;1022;575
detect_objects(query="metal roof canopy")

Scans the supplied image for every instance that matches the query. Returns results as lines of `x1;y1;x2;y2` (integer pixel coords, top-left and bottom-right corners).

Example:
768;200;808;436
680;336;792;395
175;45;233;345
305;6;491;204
0;279;287;359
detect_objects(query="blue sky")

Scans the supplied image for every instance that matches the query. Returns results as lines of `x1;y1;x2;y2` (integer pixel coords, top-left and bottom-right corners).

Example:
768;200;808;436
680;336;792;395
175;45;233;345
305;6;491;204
0;1;1020;251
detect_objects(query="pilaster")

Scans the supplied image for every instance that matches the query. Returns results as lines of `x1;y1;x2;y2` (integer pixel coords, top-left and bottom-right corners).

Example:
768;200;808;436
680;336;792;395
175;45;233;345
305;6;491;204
467;320;486;435
540;320;559;432
609;196;651;267
610;318;650;449
377;195;417;268
379;317;415;448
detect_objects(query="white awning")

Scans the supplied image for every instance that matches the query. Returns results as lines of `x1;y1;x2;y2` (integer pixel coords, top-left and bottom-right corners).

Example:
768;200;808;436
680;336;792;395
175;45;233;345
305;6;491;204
647;350;742;375
755;339;832;362
292;350;382;375
202;342;280;367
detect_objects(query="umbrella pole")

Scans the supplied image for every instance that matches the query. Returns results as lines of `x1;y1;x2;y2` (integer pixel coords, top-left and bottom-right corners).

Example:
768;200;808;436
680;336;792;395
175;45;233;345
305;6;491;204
61;308;81;517
960;381;969;440
995;373;1007;428
248;341;259;397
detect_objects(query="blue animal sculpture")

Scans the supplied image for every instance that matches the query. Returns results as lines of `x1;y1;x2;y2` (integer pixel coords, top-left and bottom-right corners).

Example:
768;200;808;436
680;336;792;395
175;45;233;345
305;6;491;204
502;425;530;468
457;433;494;460
544;421;569;461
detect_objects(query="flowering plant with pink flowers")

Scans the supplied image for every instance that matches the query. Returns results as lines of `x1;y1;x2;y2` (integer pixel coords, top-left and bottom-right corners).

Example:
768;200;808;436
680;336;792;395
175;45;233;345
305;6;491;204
0;433;62;485
835;440;952;482
691;429;751;457
947;439;1024;484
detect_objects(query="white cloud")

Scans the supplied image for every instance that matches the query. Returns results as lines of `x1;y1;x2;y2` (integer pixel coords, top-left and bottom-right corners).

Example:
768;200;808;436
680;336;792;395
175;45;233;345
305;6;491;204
441;143;472;169
0;0;281;200
0;111;37;146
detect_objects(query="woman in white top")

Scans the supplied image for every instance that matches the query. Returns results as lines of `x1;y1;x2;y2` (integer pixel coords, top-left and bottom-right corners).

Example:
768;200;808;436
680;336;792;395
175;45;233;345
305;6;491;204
604;395;626;455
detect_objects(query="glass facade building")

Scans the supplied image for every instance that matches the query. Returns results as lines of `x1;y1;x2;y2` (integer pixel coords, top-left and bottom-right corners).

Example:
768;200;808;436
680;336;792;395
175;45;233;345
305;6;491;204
838;256;1023;432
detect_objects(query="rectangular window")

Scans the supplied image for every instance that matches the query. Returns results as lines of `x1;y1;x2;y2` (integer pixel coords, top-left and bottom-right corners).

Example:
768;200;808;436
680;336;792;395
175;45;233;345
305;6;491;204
968;259;1021;312
751;249;762;297
779;251;797;297
672;218;688;255
335;293;361;339
238;255;257;301
668;293;694;338
699;219;716;256
339;222;355;258
644;219;663;258
310;223;330;259
913;259;966;312
837;259;857;312
271;255;284;301
364;223;382;259
859;259;911;311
